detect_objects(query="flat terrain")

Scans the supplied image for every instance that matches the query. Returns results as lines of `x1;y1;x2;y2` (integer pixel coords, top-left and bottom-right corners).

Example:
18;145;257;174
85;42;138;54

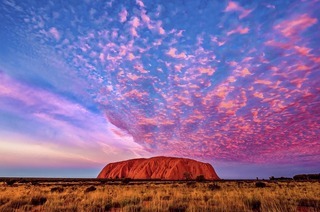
0;178;319;211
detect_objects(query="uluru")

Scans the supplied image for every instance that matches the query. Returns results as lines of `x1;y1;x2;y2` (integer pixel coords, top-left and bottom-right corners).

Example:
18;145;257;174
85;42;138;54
97;156;220;180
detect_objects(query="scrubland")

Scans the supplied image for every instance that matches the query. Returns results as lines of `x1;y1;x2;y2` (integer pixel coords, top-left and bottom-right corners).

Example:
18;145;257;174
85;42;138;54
0;179;319;212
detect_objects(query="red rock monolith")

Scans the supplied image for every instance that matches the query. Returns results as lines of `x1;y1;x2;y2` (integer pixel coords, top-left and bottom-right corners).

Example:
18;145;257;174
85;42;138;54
97;156;220;180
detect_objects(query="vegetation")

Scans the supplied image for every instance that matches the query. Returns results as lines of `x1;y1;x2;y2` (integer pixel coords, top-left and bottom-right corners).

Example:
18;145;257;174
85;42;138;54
255;181;267;188
293;174;320;180
0;179;319;211
195;175;206;182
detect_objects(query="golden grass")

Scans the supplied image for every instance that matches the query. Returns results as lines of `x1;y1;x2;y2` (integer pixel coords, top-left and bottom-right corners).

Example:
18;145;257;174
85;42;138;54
0;180;319;211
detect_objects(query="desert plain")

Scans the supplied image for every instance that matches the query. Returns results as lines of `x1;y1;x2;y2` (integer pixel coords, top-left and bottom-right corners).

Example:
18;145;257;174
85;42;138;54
0;178;319;212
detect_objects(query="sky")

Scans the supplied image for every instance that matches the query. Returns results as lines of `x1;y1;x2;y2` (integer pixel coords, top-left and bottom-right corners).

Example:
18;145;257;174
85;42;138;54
0;0;319;179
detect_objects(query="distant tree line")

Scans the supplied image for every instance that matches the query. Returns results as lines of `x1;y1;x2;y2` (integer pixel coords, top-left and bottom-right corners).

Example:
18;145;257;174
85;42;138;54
269;174;320;181
269;176;292;180
293;174;320;180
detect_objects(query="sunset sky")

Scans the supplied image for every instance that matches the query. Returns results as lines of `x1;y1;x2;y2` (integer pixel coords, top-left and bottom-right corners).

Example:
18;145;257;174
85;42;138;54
0;0;319;179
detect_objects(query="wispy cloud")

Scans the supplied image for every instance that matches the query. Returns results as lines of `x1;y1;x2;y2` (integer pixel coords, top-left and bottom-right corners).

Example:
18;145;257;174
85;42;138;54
0;72;150;168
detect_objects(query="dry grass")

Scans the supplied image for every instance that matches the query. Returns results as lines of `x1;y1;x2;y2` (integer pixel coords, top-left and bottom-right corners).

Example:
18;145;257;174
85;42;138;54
0;180;319;211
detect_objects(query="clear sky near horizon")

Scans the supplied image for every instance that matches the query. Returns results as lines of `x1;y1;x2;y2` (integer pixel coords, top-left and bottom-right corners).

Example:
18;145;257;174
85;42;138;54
0;0;319;179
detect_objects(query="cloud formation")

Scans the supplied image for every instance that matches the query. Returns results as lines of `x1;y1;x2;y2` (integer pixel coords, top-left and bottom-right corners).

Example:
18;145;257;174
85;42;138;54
0;0;319;176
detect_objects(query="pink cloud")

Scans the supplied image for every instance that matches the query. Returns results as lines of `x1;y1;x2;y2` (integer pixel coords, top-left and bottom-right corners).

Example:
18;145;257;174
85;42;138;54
140;9;151;28
123;89;148;100
225;1;252;19
127;73;140;81
134;63;148;73
127;53;135;60
253;92;264;99
239;68;251;77
136;0;145;7
294;46;312;56
131;16;140;28
227;26;249;36
158;26;165;35
255;79;272;85
198;67;215;76
265;40;292;49
218;91;247;115
166;48;187;59
119;8;128;23
275;14;317;37
99;53;105;63
49;27;60;40
225;1;241;11
152;21;165;35
129;16;140;37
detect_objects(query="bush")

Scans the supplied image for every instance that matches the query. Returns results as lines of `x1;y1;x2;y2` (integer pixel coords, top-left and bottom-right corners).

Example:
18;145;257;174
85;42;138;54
245;198;261;211
142;196;153;201
104;202;112;211
112;202;121;208
0;198;9;206
84;186;96;193
51;187;64;193
298;198;320;208
186;181;196;187
168;204;187;212
161;196;171;200
255;181;266;188
208;183;221;190
6;180;16;186
104;200;121;210
183;172;191;180
31;197;47;206
196;175;206;182
122;178;131;184
31;181;39;186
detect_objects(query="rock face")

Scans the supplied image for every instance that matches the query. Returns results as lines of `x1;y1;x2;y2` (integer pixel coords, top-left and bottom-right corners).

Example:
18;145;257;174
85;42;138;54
97;156;220;180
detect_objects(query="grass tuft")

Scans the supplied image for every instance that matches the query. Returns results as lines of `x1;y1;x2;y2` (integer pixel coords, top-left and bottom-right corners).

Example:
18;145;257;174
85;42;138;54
245;198;261;211
31;196;47;206
298;198;320;209
84;186;96;193
8;200;29;209
168;204;187;212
